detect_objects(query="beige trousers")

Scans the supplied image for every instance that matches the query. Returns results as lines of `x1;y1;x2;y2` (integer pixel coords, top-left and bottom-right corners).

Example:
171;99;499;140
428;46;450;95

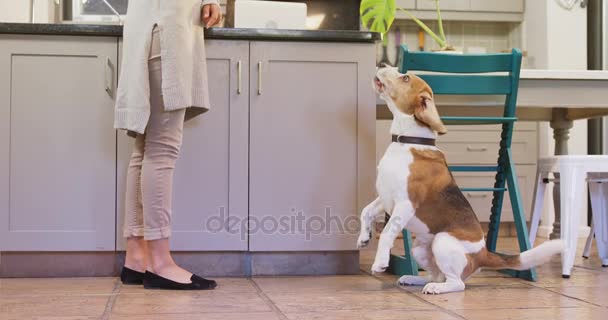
123;28;186;240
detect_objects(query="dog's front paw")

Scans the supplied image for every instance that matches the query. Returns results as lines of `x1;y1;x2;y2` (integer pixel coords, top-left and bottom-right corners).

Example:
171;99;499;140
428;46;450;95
356;231;371;248
371;261;388;274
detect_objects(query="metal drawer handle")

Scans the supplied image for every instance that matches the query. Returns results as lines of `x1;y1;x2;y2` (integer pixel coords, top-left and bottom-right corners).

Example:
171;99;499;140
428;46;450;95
466;193;488;198
257;61;263;95
104;57;113;98
237;60;242;95
466;146;487;152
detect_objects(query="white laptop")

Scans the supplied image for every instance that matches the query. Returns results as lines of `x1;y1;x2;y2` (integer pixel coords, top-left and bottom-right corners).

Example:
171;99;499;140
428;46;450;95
234;0;308;30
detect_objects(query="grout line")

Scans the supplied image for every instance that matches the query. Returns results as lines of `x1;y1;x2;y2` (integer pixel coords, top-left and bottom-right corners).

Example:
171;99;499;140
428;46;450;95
525;282;605;309
360;268;468;320
249;278;289;320
100;278;122;320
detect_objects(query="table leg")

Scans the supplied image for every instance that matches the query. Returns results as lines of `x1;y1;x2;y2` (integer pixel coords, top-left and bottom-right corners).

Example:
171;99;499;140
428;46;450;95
549;108;573;240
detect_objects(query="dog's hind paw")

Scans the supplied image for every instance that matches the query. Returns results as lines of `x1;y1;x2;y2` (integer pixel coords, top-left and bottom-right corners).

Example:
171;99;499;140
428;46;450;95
422;281;465;295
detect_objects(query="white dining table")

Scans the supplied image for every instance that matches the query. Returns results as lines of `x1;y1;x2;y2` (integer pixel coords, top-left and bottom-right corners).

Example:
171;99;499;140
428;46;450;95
377;69;608;240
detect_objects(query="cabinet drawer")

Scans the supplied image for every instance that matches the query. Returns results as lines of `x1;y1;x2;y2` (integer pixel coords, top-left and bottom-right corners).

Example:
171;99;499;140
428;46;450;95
417;0;470;11
396;0;416;9
470;0;524;13
438;130;538;165
452;165;536;222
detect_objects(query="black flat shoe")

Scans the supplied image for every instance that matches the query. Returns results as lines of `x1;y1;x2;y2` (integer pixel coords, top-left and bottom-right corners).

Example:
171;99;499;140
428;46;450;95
143;271;217;290
120;266;145;285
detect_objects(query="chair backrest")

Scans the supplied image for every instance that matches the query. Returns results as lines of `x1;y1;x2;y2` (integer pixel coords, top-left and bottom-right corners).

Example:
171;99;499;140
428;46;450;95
397;45;523;116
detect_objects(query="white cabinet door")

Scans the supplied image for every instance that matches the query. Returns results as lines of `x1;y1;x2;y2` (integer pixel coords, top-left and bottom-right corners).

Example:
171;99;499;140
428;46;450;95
116;40;249;251
0;35;118;251
417;0;470;11
248;41;376;251
470;0;524;13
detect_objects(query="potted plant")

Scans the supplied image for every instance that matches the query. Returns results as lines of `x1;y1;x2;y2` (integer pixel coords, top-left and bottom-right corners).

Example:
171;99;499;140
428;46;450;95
360;0;456;52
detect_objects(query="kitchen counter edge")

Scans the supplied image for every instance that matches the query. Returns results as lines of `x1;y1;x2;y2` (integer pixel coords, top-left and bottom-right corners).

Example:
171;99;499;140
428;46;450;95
0;23;381;43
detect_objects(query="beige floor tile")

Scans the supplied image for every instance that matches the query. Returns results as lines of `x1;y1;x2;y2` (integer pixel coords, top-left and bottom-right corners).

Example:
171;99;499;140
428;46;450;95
1;295;110;319
547;286;608;307
112;291;272;315
538;274;608;288
458;307;608;320
119;277;257;294
285;310;461;320
0;277;117;297
254;275;391;293
266;289;435;313
110;312;283;320
416;287;590;310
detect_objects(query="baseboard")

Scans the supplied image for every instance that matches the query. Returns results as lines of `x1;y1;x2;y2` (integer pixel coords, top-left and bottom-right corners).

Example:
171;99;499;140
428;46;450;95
0;252;117;278
1;251;359;278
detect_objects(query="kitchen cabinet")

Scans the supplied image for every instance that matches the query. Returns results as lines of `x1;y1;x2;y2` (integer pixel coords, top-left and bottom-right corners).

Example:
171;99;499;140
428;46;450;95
119;40;376;252
0;35;118;251
248;41;376;251
0;31;376;256
116;40;250;251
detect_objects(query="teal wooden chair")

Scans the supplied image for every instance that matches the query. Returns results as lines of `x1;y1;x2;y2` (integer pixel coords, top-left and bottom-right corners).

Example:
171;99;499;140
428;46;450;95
387;45;536;281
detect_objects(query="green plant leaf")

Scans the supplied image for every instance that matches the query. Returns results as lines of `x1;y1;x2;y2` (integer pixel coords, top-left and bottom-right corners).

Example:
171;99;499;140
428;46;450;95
436;0;446;42
360;0;396;35
397;8;447;48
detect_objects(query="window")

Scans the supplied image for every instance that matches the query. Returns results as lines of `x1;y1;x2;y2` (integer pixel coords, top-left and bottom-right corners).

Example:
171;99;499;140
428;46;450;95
71;0;128;23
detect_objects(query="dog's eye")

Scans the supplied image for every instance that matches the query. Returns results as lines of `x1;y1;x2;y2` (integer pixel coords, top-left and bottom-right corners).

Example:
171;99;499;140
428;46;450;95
401;75;410;82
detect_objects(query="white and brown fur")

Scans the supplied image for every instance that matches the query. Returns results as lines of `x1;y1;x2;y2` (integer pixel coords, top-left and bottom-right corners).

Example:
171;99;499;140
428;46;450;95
358;66;563;294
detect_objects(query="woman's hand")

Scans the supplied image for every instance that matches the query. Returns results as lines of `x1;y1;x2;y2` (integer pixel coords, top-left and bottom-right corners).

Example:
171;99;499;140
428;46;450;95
202;4;221;28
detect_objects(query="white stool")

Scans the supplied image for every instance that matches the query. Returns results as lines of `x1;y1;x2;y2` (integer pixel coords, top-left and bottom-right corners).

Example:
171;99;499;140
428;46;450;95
529;156;608;278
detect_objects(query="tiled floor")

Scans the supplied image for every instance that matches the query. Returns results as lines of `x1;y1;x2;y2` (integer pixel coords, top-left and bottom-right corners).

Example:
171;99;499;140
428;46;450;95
1;237;607;320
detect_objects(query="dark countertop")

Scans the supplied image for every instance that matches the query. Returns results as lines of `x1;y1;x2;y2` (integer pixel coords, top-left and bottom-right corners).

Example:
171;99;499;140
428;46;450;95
0;23;380;43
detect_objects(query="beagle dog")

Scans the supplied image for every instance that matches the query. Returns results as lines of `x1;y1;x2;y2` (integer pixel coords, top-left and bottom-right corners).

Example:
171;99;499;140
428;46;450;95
358;65;563;294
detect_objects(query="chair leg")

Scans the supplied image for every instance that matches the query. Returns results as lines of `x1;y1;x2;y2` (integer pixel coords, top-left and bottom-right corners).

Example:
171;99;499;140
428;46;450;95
388;230;419;276
589;181;608;267
559;167;587;277
403;230;419;274
529;170;549;245
505;149;535;281
387;210;419;276
487;167;506;253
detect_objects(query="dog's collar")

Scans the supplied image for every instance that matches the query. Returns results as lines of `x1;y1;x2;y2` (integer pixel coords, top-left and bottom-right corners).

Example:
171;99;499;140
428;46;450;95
392;135;436;146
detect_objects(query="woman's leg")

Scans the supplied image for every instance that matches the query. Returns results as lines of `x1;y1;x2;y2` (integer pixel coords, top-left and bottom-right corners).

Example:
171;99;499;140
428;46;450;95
141;52;193;283
124;134;148;272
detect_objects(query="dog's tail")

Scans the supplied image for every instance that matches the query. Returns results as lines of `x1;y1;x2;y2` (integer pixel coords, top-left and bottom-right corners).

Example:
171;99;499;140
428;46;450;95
478;240;563;270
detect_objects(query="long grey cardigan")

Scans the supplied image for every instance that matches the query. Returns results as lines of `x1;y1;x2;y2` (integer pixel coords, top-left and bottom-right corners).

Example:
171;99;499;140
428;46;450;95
114;0;219;135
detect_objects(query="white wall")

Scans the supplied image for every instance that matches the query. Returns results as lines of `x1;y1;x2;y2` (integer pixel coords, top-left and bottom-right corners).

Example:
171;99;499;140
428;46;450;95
525;0;589;238
0;0;31;23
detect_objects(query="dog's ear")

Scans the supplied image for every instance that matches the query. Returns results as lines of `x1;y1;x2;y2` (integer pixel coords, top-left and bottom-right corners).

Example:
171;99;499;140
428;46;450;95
415;90;447;135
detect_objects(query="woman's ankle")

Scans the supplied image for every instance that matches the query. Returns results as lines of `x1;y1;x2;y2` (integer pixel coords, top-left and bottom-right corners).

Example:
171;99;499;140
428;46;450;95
124;257;147;273
125;237;148;272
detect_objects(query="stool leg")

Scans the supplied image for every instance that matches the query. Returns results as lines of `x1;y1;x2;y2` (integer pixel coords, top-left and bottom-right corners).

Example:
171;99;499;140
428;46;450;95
529;170;549;245
589;181;608;267
582;218;593;259
559;167;586;278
